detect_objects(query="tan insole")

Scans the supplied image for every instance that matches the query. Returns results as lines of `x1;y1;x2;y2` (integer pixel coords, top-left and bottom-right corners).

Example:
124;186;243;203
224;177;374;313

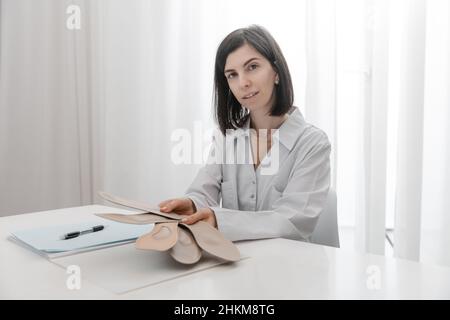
169;225;202;264
98;191;183;221
95;213;174;225
181;221;240;262
135;222;178;251
97;191;241;262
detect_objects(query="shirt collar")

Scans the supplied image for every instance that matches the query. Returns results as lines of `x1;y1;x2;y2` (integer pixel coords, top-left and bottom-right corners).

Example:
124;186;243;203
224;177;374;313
229;106;306;151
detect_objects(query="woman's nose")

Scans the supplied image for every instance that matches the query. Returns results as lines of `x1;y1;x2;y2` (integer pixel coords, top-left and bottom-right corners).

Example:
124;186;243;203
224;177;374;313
239;75;251;89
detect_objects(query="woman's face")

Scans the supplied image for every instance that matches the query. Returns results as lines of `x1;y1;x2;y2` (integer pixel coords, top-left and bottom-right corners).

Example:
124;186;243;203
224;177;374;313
224;43;279;113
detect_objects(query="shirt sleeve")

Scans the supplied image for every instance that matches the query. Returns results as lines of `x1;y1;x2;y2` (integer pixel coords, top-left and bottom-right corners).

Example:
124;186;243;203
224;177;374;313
212;138;331;242
184;133;223;211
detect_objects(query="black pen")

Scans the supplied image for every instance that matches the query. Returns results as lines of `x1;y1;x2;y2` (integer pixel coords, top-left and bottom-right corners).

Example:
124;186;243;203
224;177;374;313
62;225;105;240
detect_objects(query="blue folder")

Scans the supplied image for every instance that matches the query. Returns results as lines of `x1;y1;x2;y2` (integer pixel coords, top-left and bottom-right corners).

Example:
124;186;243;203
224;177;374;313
9;216;153;259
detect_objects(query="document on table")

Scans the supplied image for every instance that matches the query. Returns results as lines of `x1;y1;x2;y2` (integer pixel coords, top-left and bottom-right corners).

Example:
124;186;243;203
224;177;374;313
9;216;153;259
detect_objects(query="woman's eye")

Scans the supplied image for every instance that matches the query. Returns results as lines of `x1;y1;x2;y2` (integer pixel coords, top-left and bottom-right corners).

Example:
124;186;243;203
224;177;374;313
248;64;258;71
226;73;236;80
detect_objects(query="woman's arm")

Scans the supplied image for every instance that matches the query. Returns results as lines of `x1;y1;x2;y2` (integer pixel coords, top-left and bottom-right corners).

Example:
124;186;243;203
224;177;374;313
183;129;331;242
211;140;331;242
184;134;223;211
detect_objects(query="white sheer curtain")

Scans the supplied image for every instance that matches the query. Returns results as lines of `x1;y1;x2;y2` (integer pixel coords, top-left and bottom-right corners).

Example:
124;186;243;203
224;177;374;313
1;0;450;267
421;0;450;267
0;0;103;215
330;0;450;265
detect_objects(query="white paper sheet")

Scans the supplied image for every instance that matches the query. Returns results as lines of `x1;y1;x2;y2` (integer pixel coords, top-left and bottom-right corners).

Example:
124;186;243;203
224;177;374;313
51;243;236;294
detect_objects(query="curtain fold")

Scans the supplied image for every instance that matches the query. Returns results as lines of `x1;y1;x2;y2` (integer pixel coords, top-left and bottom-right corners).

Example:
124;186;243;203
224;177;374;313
305;0;337;190
393;0;426;261
420;0;450;266
361;0;389;255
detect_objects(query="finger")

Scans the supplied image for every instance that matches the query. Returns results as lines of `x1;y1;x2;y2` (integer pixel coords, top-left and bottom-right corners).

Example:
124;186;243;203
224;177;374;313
160;199;178;212
158;199;173;208
181;212;198;225
181;211;207;225
177;211;194;216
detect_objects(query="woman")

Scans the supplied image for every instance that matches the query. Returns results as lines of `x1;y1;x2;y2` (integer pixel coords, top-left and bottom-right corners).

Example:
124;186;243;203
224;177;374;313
159;25;331;242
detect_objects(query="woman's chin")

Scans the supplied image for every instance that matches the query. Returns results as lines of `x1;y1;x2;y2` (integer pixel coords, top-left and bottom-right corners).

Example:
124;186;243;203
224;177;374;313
243;104;265;113
242;103;261;111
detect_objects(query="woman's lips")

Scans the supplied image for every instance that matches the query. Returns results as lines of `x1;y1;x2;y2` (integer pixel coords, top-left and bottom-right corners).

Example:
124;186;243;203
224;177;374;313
242;91;259;99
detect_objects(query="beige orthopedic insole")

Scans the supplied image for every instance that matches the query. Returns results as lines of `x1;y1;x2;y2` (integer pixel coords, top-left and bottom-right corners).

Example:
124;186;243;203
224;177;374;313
96;191;240;264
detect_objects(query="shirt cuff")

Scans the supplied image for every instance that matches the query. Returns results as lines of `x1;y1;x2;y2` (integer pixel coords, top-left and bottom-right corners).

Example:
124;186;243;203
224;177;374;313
210;206;232;238
210;206;306;242
185;194;208;212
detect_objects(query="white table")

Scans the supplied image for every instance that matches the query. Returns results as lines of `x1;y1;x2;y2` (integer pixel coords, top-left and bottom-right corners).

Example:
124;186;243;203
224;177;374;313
1;205;450;299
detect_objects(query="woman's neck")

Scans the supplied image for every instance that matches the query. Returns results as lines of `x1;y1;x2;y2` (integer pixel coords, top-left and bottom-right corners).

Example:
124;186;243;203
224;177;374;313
249;109;288;132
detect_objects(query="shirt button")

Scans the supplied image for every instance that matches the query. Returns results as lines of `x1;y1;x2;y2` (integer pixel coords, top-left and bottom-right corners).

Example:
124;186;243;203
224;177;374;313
250;194;255;199
252;181;256;184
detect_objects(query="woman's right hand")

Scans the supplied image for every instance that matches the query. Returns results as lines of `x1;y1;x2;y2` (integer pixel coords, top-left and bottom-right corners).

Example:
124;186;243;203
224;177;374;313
158;198;196;215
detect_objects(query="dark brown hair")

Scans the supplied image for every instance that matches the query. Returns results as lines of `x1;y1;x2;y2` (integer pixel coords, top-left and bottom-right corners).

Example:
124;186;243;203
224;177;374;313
213;25;294;135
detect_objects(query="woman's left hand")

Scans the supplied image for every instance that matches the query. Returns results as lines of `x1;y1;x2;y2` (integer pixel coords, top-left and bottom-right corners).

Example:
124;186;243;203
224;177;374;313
180;207;217;228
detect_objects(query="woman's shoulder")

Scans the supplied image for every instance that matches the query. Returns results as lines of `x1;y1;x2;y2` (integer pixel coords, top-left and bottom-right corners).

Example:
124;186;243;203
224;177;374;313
290;107;330;148
302;123;330;147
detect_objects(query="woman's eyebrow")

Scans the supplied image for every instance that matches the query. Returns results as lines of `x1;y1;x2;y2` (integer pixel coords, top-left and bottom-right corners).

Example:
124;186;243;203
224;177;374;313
224;58;260;73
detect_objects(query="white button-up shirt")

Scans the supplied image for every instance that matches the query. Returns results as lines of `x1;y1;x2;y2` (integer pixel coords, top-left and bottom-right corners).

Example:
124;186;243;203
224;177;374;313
185;106;331;242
